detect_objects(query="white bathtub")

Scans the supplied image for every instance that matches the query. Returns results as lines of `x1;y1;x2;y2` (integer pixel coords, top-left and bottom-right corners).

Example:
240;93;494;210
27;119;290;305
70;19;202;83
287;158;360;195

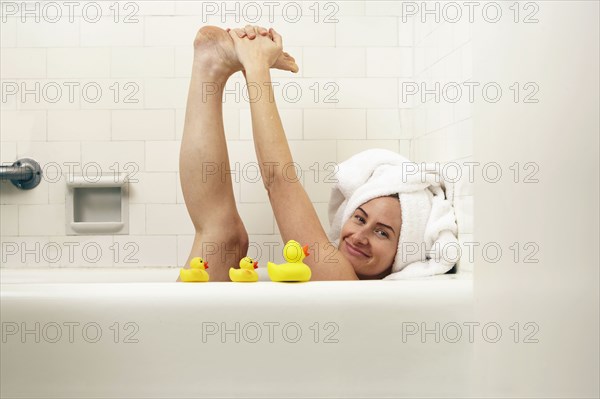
1;269;474;398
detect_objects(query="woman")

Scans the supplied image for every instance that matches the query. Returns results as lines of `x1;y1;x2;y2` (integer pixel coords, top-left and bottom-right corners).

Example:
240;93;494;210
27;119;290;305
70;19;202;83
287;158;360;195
178;24;406;281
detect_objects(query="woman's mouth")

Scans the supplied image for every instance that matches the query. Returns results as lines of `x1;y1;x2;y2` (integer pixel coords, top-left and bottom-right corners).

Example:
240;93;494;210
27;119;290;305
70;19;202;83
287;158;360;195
344;240;369;258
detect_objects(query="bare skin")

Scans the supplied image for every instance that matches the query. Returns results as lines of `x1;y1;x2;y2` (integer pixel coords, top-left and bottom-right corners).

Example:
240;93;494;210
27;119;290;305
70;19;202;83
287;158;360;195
179;26;298;281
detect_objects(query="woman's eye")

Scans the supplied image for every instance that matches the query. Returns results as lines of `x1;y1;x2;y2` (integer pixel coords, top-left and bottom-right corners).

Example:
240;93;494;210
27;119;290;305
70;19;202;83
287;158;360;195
376;230;389;238
354;215;365;223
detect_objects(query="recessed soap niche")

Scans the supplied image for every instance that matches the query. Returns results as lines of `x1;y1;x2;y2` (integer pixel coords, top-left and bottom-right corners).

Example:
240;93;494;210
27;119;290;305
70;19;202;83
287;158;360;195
66;174;129;235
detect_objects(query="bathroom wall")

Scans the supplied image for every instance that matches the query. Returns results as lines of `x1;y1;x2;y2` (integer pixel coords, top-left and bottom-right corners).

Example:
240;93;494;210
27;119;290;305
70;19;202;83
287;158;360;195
410;6;474;273
0;1;472;271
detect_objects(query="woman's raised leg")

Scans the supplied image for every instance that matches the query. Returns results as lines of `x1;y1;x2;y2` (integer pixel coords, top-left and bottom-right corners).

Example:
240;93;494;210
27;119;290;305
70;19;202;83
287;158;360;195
179;26;297;281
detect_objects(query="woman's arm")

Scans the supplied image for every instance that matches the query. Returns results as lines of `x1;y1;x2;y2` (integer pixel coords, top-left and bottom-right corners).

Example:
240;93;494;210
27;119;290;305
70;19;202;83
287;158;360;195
230;28;358;280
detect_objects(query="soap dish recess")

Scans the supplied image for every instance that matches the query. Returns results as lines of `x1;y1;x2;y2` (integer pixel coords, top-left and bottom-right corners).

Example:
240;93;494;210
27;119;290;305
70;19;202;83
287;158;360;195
66;174;129;235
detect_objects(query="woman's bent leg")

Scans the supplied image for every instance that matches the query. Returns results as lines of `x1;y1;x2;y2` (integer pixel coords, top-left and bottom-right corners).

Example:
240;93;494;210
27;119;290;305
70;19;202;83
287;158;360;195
179;26;248;281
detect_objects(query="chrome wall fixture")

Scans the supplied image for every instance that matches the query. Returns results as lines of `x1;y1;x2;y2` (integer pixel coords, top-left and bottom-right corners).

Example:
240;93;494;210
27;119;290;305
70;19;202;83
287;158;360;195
0;158;42;190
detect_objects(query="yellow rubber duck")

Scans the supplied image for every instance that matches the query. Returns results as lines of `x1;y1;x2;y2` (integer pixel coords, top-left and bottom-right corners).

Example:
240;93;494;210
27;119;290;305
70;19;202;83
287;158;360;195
179;257;210;282
267;240;311;282
229;256;259;282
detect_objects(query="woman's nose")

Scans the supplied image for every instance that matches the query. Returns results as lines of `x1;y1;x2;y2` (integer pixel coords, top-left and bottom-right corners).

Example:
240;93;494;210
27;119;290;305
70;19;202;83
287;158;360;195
353;229;368;245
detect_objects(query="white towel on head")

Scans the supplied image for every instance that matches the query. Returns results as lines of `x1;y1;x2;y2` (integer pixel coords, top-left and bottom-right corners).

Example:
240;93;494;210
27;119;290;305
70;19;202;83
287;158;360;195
327;149;459;279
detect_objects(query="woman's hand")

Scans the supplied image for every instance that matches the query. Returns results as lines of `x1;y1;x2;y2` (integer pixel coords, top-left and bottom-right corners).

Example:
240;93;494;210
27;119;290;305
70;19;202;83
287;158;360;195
227;25;283;72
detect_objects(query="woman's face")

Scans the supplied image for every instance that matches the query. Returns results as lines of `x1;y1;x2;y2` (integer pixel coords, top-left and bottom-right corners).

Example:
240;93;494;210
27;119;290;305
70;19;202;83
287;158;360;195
338;196;402;279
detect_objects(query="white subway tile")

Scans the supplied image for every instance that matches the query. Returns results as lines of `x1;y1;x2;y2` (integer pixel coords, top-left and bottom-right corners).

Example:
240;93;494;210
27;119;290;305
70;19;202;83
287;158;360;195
453;195;473;235
240;176;269;203
366;1;408;16
240;108;302;140
288;140;336;170
461;42;472;81
0;48;46;78
129;172;177;204
18;141;81;172
47;48;110;78
112;110;175;141
128;203;146;235
15;80;80;110
398;17;414;46
144;16;199;46
136;1;176;16
174;46;193;77
48;176;66;204
0;110;46;141
79;79;145;110
446;119;473;161
302;170;335;203
1;205;18;235
453;157;475;197
145;140;179;172
144;78;188;109
336;16;397;46
398;79;417;109
51;236;115;267
19;204;65;235
0;179;49;205
412;130;446;162
111;47;174;78
1;17;17;47
226;140;259;166
0;236;52;267
303;47;365;77
0;141;17;161
453;20;471;49
399;139;412;159
367;47;413;77
456;233;473;273
336;78;398;108
80;17;143;46
17;18;80;47
48;110;111;141
367;109;405;140
304;108;366;140
113;235;178;267
81;141;144;171
336;140;399;163
271;18;336;47
238;203;274;235
146;204;194;235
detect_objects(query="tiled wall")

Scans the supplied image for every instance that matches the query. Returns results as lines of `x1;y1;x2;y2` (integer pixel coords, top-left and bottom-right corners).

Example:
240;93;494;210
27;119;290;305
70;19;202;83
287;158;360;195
0;1;472;271
411;8;473;272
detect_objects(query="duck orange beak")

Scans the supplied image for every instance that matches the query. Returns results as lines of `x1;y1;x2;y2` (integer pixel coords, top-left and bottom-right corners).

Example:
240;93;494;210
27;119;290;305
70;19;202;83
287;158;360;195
204;262;209;269
253;261;258;269
302;245;310;257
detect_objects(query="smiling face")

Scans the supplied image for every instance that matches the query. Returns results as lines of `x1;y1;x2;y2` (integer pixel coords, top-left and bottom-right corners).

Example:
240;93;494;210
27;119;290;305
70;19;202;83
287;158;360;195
338;196;402;279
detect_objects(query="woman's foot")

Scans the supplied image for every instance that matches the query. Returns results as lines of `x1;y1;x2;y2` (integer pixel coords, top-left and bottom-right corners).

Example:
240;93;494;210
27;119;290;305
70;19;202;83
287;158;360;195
193;25;298;79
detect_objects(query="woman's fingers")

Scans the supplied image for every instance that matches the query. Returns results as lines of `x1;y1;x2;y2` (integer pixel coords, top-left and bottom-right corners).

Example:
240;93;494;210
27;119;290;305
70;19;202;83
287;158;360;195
244;24;256;39
257;26;269;36
270;27;283;49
